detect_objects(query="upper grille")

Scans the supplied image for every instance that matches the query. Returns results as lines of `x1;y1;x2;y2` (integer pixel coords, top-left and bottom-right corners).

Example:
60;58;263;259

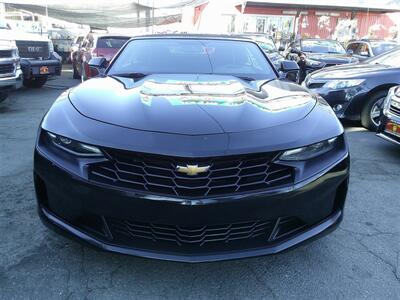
88;150;294;198
0;50;12;58
0;63;14;75
107;216;306;248
389;104;400;116
15;40;49;59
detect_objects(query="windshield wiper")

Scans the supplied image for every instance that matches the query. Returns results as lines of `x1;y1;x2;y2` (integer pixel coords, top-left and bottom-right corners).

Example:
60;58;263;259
109;72;149;80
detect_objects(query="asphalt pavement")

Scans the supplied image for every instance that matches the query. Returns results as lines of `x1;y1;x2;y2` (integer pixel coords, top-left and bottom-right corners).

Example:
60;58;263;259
1;67;399;299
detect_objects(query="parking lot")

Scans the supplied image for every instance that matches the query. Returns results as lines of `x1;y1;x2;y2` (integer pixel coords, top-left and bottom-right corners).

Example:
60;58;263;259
0;67;399;299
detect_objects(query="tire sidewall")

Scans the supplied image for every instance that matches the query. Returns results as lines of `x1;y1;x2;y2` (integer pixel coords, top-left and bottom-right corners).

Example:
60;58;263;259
361;90;388;131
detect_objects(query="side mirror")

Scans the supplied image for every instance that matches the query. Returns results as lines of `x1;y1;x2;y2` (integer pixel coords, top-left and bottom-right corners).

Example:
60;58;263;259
346;49;354;55
88;57;107;78
278;46;285;52
279;60;300;82
280;60;300;72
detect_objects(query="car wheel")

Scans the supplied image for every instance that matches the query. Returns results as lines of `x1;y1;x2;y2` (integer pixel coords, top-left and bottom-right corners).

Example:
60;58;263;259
23;77;48;88
0;92;8;103
361;90;387;131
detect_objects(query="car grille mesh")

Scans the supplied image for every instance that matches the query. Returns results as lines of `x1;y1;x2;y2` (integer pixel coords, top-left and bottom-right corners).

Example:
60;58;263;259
0;63;14;75
88;150;294;198
107;216;306;248
15;40;50;59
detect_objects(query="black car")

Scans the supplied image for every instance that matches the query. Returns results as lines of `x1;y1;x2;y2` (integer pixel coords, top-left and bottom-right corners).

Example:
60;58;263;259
377;85;400;146
303;47;400;131
346;39;398;62
34;35;349;262
284;39;358;83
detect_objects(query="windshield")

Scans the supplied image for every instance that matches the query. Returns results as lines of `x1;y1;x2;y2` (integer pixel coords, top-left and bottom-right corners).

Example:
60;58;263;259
97;37;129;48
247;36;277;54
367;48;400;66
301;40;346;54
371;42;398;56
108;39;276;80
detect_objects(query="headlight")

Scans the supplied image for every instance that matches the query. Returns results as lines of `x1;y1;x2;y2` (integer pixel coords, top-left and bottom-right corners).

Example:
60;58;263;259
305;59;324;67
324;79;364;90
47;132;103;156
384;86;400;112
280;137;338;161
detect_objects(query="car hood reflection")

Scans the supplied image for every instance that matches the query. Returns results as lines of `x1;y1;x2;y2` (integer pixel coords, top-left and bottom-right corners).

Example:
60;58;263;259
69;74;316;135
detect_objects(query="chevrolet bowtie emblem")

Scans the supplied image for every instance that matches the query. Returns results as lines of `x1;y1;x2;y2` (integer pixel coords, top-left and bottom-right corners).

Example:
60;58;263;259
176;164;210;176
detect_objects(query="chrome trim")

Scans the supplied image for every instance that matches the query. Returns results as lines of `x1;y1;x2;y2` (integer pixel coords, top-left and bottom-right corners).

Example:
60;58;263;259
377;133;400;146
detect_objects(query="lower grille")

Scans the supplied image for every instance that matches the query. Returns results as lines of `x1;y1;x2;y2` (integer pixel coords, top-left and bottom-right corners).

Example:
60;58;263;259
0;50;12;58
107;216;306;248
0;63;14;74
88;150;294;198
389;104;400;116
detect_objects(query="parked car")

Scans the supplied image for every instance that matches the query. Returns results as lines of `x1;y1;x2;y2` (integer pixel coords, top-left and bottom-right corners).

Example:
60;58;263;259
71;34;130;80
346;39;398;62
34;34;349;262
303;47;400;131
0;39;22;102
377;85;400;146
0;19;61;88
283;39;358;83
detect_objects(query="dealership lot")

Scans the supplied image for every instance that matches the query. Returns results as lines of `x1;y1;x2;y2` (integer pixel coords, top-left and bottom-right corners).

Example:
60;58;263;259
0;69;399;299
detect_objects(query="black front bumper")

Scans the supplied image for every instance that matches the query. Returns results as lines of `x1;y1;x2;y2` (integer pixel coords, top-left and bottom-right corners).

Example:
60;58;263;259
20;57;61;79
34;148;349;262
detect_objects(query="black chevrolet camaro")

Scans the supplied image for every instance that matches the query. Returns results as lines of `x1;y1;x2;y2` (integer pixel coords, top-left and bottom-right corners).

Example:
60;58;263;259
34;35;349;262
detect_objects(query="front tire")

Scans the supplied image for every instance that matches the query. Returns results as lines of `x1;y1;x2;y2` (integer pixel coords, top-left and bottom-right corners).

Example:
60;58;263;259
361;90;387;131
23;76;47;88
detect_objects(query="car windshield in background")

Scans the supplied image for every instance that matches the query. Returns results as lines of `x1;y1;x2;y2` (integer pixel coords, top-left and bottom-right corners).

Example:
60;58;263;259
97;37;129;48
367;48;400;66
301;40;346;54
248;37;277;53
371;42;398;55
108;39;276;80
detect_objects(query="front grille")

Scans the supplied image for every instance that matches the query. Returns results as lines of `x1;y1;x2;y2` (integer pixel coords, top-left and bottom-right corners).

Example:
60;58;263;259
88;150;294;198
15;40;49;59
107;216;306;248
0;63;14;74
0;50;12;58
389;104;400;116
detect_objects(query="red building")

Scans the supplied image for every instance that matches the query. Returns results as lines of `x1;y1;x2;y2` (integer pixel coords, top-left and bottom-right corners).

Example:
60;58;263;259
192;1;400;41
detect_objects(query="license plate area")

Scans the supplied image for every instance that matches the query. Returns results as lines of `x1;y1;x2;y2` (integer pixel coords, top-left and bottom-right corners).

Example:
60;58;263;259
385;120;400;138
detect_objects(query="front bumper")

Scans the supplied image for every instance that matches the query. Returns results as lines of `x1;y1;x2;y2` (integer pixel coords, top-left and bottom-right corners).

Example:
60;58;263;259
305;85;368;121
0;68;23;90
34;146;349;262
20;58;61;79
377;109;400;146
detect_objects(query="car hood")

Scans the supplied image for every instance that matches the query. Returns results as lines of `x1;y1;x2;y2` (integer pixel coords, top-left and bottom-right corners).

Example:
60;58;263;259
309;62;392;80
69;74;316;135
306;53;357;64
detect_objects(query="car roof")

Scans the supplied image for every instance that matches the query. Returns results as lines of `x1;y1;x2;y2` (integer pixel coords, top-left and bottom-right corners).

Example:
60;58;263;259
129;33;254;42
349;39;397;43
